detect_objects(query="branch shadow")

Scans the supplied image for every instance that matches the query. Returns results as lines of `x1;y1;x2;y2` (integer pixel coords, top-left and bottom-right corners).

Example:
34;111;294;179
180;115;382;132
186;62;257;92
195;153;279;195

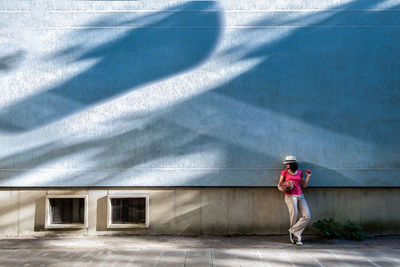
210;0;400;147
0;1;222;132
0;0;399;188
0;50;26;73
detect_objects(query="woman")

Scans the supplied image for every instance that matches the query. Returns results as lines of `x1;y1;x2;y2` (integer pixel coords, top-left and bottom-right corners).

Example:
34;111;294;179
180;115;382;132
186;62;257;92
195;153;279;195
278;156;311;245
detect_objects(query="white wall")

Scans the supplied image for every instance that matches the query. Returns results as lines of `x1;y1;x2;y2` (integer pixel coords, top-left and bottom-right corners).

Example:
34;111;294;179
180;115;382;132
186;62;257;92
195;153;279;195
1;0;399;186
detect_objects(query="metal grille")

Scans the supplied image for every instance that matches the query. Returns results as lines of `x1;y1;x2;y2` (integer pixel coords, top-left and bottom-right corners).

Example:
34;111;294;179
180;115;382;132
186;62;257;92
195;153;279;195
49;198;84;224
111;198;146;224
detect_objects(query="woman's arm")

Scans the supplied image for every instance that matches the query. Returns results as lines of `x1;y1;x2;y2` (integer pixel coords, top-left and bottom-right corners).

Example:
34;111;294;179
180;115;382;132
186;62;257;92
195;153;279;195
277;175;285;191
301;171;311;188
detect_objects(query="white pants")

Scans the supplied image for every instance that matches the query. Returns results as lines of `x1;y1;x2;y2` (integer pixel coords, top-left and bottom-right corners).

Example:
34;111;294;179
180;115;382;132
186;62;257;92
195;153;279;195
285;194;311;239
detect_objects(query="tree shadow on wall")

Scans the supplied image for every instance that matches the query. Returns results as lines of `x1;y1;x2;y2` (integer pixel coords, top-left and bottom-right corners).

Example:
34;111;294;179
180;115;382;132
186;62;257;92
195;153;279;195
0;1;222;132
0;50;26;73
0;114;278;186
1;0;399;187
210;0;400;148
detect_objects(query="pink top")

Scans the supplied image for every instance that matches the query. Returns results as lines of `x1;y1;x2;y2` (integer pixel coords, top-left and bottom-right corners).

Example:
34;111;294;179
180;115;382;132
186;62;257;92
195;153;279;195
281;169;303;195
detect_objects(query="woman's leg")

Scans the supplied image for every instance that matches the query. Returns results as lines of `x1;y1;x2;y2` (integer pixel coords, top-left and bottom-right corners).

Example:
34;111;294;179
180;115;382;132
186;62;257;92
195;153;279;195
284;195;298;228
289;195;311;240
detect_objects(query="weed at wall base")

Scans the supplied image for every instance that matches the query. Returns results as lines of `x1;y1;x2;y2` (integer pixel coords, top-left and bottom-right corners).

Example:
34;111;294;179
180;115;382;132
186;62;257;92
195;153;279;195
313;218;365;241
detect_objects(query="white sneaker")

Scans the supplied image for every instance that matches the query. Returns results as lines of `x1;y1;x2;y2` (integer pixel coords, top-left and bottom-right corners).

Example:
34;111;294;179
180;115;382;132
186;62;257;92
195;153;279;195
295;236;303;246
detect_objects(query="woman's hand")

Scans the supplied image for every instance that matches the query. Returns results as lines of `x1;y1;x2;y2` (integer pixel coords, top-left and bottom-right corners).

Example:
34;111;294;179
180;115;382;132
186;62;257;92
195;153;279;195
278;184;287;192
302;170;311;188
277;174;285;192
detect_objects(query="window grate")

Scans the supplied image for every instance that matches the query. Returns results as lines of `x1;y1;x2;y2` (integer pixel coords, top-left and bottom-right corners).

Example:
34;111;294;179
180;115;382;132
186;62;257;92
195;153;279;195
49;198;84;224
111;198;146;224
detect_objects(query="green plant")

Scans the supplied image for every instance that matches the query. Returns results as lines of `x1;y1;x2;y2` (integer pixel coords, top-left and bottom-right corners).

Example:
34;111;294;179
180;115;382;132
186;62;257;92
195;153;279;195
342;220;365;241
313;218;365;240
313;218;342;239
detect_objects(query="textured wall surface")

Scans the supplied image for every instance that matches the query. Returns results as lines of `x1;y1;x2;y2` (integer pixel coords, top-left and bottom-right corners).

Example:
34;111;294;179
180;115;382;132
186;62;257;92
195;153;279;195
0;0;399;186
1;188;399;236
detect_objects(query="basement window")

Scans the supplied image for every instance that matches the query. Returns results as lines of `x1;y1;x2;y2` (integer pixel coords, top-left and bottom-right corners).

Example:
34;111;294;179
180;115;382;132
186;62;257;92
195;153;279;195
45;195;88;229
107;195;149;228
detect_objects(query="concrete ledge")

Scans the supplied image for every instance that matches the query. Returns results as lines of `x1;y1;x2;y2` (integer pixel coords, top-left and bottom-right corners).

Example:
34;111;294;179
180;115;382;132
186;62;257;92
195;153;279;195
0;188;399;236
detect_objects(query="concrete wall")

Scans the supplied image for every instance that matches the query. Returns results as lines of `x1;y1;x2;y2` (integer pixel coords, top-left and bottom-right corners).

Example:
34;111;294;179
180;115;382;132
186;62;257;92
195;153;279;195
0;188;399;236
1;0;399;187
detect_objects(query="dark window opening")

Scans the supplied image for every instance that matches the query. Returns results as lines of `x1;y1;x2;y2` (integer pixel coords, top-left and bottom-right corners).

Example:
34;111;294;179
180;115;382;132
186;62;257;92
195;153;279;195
49;198;85;224
111;198;146;224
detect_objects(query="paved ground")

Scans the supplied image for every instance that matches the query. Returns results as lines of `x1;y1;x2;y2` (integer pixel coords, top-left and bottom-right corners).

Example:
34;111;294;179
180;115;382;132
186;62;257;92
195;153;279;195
0;235;399;266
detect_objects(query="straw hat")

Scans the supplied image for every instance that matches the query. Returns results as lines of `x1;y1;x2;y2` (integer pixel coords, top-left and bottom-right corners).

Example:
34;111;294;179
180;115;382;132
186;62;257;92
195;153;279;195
284;156;297;164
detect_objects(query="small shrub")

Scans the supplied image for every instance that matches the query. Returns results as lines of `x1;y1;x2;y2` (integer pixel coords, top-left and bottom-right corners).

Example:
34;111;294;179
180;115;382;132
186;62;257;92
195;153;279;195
313;218;365;240
313;218;342;239
342;220;365;241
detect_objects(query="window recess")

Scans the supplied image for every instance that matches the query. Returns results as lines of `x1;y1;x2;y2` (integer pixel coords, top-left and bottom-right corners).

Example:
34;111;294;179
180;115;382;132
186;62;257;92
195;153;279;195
45;195;88;229
107;195;149;229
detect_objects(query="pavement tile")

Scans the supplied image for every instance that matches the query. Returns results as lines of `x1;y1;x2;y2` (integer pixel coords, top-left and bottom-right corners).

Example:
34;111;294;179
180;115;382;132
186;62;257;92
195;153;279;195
211;249;240;267
133;249;163;266
0;236;399;267
235;248;264;267
286;249;322;267
328;249;378;267
356;249;400;267
185;249;213;267
10;249;44;266
307;249;348;266
105;249;141;267
257;249;294;266
156;249;186;267
0;249;23;258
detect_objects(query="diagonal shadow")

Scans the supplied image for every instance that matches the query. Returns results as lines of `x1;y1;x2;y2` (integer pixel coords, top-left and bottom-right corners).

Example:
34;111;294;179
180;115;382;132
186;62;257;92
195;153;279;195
210;0;400;147
0;50;26;73
0;1;222;132
1;0;399;187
